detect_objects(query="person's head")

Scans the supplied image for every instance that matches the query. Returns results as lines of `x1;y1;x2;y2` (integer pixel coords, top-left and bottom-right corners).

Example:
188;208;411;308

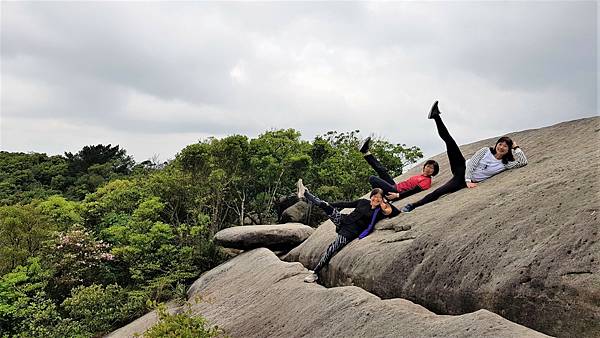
369;188;385;208
422;160;439;177
490;136;515;164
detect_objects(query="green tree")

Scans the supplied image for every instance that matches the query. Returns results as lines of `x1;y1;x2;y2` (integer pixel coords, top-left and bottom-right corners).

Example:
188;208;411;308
175;135;254;231
44;227;117;301
36;195;83;230
0;258;85;337
0;204;56;275
62;284;134;335
247;129;311;224
0;152;67;205
307;130;423;201
82;179;145;233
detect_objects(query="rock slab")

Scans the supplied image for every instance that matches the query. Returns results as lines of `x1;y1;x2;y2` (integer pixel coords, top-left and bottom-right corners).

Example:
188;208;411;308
284;117;600;338
214;223;314;251
108;249;549;338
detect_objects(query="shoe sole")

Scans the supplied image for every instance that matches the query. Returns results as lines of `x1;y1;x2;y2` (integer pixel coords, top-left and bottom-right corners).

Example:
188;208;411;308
358;137;371;153
297;179;306;199
428;101;439;119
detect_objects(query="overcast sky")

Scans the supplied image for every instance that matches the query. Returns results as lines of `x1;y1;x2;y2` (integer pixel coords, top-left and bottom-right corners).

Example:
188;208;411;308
1;1;597;163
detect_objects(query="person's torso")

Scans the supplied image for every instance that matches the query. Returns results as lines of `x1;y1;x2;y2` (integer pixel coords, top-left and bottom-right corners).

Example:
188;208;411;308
467;149;505;182
396;175;431;192
339;200;382;237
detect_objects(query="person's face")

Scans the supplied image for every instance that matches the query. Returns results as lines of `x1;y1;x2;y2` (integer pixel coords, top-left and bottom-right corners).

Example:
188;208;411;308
422;164;435;177
370;194;383;208
495;141;510;157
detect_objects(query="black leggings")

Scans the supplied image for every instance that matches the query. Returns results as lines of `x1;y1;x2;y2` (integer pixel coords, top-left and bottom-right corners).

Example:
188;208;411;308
313;234;350;274
303;190;343;226
411;115;467;209
365;154;398;195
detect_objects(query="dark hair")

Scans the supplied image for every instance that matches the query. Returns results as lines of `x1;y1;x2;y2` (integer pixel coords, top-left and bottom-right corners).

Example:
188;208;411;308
423;160;439;176
370;188;384;198
490;136;515;164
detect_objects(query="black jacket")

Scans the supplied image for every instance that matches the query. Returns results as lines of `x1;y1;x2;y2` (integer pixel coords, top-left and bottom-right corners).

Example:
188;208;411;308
330;199;400;239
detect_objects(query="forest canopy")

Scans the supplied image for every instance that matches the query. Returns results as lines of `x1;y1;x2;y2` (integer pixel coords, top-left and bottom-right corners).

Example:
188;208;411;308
0;129;422;337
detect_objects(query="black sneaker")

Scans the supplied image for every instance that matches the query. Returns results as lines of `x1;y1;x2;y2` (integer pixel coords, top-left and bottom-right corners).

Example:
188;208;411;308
428;101;441;119
358;136;371;154
400;203;414;213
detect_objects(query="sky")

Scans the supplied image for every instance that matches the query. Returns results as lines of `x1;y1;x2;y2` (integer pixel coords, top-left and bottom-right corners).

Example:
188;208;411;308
1;1;597;163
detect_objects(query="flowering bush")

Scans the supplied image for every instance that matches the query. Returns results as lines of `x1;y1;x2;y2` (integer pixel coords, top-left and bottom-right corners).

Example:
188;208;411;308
45;227;117;300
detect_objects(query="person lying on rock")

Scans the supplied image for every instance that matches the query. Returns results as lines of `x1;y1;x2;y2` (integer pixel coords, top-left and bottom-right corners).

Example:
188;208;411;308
357;136;439;201
296;181;399;283
400;101;528;213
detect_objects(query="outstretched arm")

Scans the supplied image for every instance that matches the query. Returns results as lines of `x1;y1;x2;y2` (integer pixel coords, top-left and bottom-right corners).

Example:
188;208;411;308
386;186;423;201
330;199;361;209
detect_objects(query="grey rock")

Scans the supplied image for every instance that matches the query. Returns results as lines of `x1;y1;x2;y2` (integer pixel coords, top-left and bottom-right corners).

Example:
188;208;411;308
105;301;183;338
285;117;600;338
214;223;314;251
109;249;549;338
279;198;328;227
280;199;309;223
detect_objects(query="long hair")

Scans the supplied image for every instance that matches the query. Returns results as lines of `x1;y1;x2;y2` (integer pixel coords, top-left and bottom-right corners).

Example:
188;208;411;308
490;136;515;164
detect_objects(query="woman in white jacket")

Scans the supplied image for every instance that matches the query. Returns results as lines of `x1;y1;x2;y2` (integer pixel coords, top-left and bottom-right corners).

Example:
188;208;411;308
401;101;527;213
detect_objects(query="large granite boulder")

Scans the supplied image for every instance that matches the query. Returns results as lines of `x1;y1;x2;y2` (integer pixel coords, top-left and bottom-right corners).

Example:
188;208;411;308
284;117;600;337
214;223;314;251
108;249;549;338
279;199;328;227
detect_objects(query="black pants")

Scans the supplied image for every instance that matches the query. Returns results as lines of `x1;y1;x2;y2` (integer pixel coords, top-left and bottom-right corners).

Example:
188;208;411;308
304;190;342;227
304;190;350;274
313;234;351;274
365;154;398;195
411;115;467;209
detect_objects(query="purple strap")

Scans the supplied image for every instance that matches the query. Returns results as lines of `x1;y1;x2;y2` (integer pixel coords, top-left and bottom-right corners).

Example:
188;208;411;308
358;207;380;239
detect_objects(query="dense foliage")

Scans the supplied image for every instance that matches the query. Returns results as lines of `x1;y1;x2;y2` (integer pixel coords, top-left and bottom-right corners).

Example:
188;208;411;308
137;304;224;338
0;145;135;204
0;129;422;337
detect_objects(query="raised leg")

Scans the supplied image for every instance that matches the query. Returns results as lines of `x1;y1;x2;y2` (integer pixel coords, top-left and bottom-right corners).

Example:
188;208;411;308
410;176;466;209
433;115;466;176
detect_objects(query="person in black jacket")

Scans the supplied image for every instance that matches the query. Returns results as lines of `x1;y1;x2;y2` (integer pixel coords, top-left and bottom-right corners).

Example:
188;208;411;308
296;179;399;283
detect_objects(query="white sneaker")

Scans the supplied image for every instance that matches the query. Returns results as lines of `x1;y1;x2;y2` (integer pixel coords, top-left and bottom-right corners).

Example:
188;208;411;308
296;179;307;199
304;271;318;283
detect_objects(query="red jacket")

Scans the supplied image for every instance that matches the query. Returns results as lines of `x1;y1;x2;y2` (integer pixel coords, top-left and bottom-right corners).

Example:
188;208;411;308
396;174;431;192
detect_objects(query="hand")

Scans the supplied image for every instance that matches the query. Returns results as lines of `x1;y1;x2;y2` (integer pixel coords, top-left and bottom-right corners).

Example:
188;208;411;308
467;182;477;188
386;192;399;200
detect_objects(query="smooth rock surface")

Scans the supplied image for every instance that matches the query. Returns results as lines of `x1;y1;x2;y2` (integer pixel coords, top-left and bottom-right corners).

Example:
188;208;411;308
284;117;600;337
109;249;549;338
105;301;182;338
214;223;314;251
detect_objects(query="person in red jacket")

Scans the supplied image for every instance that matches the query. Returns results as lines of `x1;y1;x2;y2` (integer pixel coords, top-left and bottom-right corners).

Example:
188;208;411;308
357;137;439;201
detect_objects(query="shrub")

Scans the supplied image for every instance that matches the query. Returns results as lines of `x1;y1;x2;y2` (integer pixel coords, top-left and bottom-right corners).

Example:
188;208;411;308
138;304;224;338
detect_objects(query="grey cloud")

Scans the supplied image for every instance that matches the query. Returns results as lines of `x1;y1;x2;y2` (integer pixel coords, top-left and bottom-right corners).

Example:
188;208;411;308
1;1;596;161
